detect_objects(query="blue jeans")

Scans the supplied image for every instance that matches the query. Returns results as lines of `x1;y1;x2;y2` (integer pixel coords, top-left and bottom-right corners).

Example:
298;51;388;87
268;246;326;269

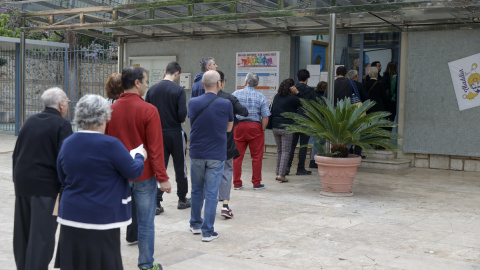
130;177;157;269
190;159;224;237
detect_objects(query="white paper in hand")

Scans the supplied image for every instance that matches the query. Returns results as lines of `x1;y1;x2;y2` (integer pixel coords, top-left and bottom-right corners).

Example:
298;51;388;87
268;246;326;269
130;144;145;159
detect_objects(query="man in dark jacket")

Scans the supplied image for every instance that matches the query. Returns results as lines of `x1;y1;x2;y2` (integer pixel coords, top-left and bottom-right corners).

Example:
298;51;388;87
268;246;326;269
287;69;316;175
216;70;248;218
146;61;190;214
333;66;351;106
191;57;218;98
13;87;72;270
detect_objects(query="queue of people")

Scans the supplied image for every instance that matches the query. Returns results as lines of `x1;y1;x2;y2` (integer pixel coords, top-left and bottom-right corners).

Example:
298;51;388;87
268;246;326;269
12;56;398;270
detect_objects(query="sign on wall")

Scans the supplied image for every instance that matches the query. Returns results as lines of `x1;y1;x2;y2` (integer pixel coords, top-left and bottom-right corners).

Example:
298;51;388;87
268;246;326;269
448;53;480;111
129;56;176;87
235;51;279;102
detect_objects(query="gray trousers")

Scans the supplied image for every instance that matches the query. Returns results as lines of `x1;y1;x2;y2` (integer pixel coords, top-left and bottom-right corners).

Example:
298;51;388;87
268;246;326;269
273;128;293;176
218;158;233;201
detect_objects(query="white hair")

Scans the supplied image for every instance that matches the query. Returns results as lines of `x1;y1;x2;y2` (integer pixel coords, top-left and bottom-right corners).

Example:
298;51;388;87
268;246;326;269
74;94;111;129
41;87;65;108
368;66;378;78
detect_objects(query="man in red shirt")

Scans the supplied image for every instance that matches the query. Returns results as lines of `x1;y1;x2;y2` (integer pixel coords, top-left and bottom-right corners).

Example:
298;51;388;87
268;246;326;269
106;66;170;270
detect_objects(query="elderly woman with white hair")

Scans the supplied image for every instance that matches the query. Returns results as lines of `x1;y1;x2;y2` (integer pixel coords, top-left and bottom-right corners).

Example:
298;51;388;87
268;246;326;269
365;67;389;114
54;94;147;270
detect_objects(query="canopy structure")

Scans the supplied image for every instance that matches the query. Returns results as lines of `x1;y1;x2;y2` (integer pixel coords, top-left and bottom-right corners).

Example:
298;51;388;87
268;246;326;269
7;0;480;42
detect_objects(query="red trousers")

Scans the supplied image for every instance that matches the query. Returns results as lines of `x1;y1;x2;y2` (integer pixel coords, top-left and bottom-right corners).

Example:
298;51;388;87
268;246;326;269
233;122;264;187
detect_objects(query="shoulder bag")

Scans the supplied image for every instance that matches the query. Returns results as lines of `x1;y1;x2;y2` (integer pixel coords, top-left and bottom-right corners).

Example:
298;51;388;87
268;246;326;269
190;96;219;127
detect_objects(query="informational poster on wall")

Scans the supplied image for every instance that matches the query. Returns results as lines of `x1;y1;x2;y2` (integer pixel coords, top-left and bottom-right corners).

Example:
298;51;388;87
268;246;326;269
129;56;176;87
448;53;480;111
235;51;280;102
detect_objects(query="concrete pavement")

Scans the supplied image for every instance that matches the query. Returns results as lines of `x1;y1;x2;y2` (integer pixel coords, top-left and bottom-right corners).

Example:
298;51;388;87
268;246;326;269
1;134;480;269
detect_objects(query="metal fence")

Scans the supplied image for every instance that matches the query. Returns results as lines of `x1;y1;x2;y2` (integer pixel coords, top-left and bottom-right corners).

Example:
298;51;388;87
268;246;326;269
0;43;118;134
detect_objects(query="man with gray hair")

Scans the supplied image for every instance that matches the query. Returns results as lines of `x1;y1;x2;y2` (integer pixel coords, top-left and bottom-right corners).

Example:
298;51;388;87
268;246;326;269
13;87;73;270
346;69;369;157
191;57;218;98
188;70;233;242
232;72;270;190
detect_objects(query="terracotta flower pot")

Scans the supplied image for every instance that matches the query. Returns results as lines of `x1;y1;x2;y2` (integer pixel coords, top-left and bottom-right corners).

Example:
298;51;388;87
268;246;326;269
314;154;362;196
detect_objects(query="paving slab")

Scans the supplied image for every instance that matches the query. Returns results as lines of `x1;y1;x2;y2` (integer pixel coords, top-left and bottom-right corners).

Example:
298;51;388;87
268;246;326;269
0;134;480;269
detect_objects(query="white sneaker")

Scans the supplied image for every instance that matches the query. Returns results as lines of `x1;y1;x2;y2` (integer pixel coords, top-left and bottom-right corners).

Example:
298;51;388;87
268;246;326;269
202;232;219;242
190;226;201;234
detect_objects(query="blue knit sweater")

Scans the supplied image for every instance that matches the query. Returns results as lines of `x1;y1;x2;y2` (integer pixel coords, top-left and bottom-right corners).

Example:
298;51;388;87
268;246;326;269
56;131;144;230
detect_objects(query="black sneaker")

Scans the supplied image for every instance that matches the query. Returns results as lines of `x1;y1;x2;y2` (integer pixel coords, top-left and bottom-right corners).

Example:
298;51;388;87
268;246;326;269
156;202;164;215
178;198;191;209
309;160;318;168
296;168;312;175
253;184;266;190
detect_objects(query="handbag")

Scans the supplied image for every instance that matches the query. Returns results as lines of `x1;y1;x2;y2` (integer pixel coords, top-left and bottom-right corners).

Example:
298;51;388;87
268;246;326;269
266;95;275;130
349;79;362;105
349;79;366;117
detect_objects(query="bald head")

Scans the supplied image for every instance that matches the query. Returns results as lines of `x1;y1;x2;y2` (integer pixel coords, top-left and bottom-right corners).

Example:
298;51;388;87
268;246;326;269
202;70;221;93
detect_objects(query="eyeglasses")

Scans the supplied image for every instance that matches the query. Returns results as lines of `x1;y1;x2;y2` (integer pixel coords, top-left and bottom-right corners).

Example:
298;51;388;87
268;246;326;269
218;79;226;83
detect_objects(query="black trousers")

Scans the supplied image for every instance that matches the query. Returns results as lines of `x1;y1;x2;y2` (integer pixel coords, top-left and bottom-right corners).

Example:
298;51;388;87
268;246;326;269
126;195;137;243
288;132;310;170
14;195;57;270
157;130;188;202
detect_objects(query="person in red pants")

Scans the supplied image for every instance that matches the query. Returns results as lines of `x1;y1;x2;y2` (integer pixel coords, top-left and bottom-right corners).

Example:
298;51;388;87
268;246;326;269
231;72;271;190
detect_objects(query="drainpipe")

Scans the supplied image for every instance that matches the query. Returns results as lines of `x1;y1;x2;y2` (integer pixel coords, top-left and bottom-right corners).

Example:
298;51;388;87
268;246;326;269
117;38;124;72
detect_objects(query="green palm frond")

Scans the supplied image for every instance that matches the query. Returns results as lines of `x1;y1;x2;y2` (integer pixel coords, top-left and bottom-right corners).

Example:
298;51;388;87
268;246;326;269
282;97;398;158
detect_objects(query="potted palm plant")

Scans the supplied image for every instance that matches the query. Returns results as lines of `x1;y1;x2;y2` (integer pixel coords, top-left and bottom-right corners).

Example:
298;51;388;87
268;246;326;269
282;97;397;196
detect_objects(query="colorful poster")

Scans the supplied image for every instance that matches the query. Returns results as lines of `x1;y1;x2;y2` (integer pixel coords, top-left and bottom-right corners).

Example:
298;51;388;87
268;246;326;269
448;53;480;111
235;51;280;102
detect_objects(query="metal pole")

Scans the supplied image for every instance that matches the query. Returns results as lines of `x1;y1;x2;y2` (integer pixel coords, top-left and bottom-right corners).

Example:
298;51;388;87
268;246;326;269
294;36;300;84
327;13;336;104
19;19;26;128
14;43;20;135
358;34;364;83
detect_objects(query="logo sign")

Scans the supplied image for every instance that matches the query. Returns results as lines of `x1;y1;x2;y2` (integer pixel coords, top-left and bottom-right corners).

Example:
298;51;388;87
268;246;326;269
448;53;480;111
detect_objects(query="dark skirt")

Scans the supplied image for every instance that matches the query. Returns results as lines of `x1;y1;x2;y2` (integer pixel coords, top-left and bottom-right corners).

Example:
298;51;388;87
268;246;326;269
54;225;123;270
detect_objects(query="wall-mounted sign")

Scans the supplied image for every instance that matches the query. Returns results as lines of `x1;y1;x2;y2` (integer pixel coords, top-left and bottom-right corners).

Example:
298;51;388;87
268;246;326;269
235;51;279;102
448;53;480;111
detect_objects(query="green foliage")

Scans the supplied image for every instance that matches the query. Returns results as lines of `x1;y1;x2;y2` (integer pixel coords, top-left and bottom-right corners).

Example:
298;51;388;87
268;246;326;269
0;57;7;66
282;97;398;158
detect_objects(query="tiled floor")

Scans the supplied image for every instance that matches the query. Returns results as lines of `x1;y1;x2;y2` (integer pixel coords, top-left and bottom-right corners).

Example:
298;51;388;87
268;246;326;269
1;134;480;269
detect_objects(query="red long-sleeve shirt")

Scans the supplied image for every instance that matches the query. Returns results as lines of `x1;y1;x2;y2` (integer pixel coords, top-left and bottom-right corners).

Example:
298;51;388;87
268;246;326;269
105;93;169;182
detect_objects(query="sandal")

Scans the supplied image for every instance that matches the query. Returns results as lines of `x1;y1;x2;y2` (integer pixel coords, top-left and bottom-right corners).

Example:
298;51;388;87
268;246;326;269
275;176;282;181
279;176;288;183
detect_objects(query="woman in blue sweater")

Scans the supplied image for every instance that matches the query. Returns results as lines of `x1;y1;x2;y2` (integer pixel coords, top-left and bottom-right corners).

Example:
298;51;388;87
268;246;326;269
54;94;146;270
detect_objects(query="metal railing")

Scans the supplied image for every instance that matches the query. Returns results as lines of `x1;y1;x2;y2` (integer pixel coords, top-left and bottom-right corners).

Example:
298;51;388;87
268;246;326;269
0;43;118;134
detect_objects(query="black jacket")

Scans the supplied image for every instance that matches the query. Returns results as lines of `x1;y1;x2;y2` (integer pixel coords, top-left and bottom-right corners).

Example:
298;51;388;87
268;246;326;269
271;94;301;129
145;80;187;132
13;107;73;197
217;90;248;159
366;79;389;113
296;83;316;115
333;77;351;106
